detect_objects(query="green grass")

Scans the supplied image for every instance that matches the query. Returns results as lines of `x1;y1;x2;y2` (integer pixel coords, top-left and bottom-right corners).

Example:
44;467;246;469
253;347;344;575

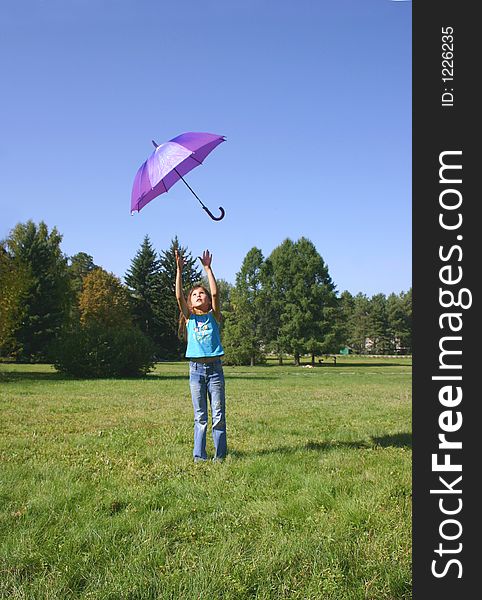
0;358;411;599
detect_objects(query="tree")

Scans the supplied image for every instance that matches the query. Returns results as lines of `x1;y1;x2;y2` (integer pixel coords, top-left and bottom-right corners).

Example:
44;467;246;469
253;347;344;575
3;221;71;361
306;300;344;364
201;276;233;314
0;248;32;356
368;293;390;354
124;235;166;352
222;248;267;366
68;252;98;298
52;324;155;378
125;236;161;302
387;289;412;353
400;288;412;353
79;268;132;328
338;290;355;349
158;236;203;357
52;266;156;378
67;252;98;324
346;293;371;353
264;237;339;365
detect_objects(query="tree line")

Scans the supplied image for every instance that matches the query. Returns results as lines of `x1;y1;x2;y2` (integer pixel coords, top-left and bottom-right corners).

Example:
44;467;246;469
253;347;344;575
0;221;411;373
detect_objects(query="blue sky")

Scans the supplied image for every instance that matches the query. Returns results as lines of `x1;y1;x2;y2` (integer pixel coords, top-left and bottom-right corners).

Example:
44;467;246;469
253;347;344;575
0;0;411;296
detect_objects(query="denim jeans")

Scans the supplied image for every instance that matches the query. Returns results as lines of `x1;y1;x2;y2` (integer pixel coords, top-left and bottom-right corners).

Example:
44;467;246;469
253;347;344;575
189;359;227;460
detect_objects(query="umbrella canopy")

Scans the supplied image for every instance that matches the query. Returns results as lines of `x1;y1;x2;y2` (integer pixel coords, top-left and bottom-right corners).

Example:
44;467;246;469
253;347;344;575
131;132;226;219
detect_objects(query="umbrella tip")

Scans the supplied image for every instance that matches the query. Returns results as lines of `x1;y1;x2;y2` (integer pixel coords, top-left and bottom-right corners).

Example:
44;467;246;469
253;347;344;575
152;140;159;148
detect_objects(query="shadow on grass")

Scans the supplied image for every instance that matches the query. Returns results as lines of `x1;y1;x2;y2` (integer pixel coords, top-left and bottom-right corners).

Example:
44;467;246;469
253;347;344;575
0;371;66;382
372;432;412;448
312;362;411;368
306;433;412;450
146;373;279;382
0;370;281;384
229;432;412;459
0;371;190;383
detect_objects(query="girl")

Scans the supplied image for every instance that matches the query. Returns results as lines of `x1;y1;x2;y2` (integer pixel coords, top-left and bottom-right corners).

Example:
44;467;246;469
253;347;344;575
175;248;227;462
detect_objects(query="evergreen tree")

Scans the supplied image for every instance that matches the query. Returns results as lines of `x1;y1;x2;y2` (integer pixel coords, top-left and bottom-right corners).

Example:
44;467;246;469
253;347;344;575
3;221;71;361
68;252;98;298
348;293;371;353
368;293;390;354
265;237;339;365
263;239;295;363
200;277;233;313
400;288;412;353
338;290;355;350
223;248;267;365
387;289;412;353
124;235;166;353
125;236;160;302
158;236;202;357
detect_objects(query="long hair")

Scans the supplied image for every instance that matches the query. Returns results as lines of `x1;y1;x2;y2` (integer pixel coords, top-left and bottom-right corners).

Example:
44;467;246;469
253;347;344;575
178;284;212;340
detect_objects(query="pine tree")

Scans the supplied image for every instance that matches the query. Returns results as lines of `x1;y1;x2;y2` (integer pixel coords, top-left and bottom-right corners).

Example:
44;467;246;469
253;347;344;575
69;252;98;297
125;236;161;301
387;289;412;353
368;293;390;354
264;237;339;365
125;235;166;353
222;248;267;365
400;289;412;353
158;236;202;358
338;291;355;351
349;293;371;353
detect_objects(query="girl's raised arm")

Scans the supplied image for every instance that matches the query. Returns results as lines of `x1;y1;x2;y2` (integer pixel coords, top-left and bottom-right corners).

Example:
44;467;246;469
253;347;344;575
175;250;190;320
199;249;221;321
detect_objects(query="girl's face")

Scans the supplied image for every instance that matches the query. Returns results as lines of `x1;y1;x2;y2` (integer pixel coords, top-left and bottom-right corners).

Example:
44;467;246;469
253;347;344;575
190;287;211;313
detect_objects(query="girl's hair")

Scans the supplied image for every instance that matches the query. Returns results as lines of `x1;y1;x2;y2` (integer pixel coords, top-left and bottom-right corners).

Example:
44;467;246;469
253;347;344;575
178;284;212;340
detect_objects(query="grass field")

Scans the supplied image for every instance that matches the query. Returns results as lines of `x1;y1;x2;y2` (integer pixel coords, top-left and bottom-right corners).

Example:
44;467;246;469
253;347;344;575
0;358;412;599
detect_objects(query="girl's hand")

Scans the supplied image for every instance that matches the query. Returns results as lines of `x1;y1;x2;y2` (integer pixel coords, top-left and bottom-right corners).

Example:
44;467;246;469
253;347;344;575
199;249;212;269
175;249;184;271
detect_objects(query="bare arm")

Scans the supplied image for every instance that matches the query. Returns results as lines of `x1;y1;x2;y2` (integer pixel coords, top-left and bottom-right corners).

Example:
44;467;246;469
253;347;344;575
175;250;190;320
199;249;221;321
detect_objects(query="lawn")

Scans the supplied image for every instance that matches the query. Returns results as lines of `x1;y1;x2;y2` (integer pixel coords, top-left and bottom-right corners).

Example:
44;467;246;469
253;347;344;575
0;358;412;599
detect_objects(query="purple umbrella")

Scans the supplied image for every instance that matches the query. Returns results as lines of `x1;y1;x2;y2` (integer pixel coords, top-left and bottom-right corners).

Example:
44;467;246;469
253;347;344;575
131;131;226;221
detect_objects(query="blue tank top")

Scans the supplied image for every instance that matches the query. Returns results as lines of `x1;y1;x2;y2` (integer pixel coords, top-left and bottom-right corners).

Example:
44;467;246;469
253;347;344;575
185;311;224;358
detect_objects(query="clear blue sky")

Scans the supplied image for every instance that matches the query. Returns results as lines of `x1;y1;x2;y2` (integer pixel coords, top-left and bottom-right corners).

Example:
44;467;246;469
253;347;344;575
1;0;411;297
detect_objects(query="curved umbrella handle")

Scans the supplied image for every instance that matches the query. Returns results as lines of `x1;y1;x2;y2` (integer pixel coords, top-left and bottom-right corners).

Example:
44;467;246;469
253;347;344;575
172;166;225;222
202;205;225;221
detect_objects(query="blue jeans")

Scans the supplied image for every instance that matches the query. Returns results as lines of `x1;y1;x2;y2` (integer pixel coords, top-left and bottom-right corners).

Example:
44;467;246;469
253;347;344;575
189;359;227;460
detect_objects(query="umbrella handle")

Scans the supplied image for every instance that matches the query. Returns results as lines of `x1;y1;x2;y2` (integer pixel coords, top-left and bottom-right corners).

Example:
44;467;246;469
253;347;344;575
202;205;225;221
173;167;226;221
